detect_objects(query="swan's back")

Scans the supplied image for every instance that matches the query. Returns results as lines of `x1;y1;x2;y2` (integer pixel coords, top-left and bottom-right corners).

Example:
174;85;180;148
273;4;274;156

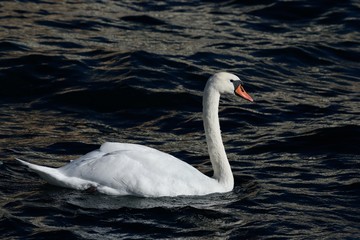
57;142;219;196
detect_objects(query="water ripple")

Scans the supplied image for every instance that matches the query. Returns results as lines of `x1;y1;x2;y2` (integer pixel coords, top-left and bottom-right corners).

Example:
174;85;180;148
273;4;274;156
0;0;359;239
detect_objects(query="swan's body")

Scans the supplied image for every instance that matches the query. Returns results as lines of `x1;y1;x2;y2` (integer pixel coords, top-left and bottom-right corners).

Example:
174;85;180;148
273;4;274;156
17;72;253;197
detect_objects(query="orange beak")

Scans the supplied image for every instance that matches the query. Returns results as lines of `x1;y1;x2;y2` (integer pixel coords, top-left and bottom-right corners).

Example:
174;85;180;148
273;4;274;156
235;85;254;102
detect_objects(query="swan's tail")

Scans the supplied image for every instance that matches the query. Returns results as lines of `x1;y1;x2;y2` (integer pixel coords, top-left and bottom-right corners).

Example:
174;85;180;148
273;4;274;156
16;158;66;187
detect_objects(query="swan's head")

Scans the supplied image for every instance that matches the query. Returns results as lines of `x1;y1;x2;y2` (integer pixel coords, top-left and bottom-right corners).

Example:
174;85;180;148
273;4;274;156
208;72;254;102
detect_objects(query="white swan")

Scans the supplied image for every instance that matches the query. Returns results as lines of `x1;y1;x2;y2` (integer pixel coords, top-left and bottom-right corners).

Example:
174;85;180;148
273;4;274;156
17;72;253;197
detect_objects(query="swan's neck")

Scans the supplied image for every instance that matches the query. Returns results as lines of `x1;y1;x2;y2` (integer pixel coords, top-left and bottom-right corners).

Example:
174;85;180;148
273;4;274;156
203;83;234;189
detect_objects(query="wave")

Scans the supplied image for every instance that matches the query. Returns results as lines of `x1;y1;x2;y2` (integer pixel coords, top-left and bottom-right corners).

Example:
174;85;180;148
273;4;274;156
1;0;359;239
245;125;360;155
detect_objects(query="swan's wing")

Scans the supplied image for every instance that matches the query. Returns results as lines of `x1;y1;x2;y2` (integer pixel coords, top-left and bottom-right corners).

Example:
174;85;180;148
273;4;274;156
20;142;219;196
60;146;217;196
65;142;158;168
99;142;157;153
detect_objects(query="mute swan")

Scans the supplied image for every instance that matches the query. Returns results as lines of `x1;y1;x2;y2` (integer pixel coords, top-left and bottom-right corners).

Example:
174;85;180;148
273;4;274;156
17;72;253;197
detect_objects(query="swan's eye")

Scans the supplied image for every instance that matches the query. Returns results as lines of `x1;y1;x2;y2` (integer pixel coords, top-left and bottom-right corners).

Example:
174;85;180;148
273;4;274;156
230;79;234;83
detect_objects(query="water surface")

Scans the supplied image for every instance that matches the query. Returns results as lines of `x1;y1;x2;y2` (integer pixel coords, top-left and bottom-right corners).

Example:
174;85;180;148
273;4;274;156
0;1;359;239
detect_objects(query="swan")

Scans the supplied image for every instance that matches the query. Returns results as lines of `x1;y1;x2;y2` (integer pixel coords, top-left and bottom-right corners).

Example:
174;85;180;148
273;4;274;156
17;72;253;197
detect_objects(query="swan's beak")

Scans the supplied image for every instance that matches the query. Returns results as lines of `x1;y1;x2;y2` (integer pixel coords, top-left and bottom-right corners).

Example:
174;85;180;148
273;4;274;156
235;85;254;102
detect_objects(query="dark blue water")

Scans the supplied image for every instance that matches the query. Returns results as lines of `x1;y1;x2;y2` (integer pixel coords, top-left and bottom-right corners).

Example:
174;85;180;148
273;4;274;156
1;0;359;239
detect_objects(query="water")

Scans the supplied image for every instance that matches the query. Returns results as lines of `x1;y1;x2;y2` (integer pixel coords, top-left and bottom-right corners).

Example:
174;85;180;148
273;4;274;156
0;0;359;239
